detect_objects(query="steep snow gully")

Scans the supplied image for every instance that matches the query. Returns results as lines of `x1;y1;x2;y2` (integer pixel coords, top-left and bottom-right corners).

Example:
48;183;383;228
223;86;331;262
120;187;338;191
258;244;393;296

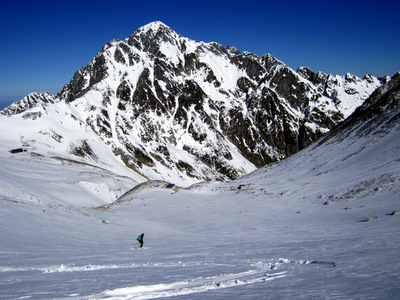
0;23;399;299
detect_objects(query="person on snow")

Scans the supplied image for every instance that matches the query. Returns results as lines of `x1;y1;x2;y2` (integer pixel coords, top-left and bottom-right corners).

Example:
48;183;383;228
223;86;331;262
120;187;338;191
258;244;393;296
137;233;144;248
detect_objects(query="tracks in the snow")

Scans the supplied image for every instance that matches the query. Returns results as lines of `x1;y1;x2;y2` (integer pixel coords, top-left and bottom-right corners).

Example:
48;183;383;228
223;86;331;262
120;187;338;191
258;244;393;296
1;257;336;299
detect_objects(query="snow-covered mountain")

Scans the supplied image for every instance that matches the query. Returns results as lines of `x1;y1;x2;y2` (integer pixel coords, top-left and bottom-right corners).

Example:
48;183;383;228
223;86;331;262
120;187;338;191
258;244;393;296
0;70;398;299
0;21;386;184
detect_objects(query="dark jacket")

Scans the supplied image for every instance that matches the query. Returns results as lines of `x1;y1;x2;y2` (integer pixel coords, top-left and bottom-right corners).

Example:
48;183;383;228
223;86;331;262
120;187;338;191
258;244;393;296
137;233;144;246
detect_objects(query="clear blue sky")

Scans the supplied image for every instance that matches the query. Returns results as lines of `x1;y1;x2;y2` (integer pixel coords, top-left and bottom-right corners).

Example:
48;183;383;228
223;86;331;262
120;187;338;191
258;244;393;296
1;0;399;109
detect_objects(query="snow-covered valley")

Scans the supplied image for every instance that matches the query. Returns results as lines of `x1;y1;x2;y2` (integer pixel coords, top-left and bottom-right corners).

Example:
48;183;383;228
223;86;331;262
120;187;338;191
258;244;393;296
1;75;399;299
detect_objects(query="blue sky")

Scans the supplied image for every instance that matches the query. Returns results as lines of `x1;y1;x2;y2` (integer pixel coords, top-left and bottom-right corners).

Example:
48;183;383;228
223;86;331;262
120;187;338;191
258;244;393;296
1;0;399;109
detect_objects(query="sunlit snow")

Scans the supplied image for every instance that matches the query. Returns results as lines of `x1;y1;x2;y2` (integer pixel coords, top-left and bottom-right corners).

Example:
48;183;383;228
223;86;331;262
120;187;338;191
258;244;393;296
0;22;398;299
1;85;399;299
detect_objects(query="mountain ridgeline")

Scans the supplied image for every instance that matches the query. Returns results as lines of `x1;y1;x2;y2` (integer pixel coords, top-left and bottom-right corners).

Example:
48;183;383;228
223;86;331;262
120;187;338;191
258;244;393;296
1;21;389;183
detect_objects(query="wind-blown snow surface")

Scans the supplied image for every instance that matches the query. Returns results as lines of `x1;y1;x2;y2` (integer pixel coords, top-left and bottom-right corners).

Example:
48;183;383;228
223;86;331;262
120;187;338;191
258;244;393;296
1;81;400;298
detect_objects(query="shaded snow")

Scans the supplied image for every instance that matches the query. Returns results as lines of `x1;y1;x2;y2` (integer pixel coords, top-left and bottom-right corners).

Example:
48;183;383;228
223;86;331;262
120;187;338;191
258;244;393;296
1;86;399;299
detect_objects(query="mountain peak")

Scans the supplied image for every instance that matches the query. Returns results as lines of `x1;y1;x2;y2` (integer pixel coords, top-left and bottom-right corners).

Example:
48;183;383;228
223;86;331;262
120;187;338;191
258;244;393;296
139;21;170;32
0;22;388;184
127;21;180;54
131;21;176;39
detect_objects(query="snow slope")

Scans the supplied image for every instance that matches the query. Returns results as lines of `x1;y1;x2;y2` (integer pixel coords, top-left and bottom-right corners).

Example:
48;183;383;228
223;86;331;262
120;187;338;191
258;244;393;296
0;81;399;298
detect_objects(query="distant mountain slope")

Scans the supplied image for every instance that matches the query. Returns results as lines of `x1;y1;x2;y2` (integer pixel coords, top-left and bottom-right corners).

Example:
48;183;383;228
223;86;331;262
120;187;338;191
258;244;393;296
318;72;400;144
0;21;387;184
237;73;400;205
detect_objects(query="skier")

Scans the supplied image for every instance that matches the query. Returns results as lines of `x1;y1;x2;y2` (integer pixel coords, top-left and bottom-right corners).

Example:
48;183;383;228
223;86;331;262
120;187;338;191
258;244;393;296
137;233;144;248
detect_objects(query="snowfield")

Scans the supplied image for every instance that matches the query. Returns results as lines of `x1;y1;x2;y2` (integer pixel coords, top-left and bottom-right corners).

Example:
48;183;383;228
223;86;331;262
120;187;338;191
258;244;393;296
1;78;400;299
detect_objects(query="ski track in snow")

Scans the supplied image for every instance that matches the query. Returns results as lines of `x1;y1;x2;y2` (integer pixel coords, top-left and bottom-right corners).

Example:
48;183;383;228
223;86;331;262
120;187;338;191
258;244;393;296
0;255;333;299
92;271;287;300
0;263;135;274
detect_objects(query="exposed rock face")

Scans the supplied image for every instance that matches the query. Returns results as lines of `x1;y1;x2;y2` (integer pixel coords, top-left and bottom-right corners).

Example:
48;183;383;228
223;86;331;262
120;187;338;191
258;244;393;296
0;21;387;183
1;92;56;115
318;72;400;145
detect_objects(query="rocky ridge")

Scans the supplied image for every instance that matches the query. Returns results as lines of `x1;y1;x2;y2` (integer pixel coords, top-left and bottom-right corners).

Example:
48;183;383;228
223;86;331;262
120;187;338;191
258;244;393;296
0;21;388;184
